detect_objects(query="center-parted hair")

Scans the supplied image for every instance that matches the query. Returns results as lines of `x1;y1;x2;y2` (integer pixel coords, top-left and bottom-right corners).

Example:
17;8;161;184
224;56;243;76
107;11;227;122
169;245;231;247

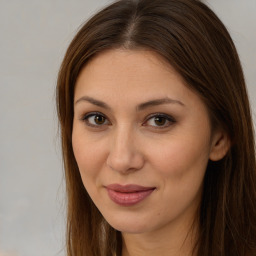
56;0;256;255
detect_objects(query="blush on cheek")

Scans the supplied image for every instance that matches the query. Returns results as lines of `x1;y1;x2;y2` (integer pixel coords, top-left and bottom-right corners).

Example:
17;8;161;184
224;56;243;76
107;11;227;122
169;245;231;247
151;140;209;181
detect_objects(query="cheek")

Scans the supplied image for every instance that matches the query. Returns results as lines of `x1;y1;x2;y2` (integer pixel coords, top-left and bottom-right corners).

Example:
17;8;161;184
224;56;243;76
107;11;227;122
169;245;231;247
72;129;107;186
72;133;109;208
148;130;211;182
145;134;211;219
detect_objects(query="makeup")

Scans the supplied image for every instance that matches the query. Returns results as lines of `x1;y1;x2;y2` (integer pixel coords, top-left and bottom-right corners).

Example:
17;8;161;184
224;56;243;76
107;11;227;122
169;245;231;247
106;184;155;206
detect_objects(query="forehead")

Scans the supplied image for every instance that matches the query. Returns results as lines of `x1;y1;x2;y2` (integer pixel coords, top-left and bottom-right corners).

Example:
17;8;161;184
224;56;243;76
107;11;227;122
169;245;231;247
74;49;192;101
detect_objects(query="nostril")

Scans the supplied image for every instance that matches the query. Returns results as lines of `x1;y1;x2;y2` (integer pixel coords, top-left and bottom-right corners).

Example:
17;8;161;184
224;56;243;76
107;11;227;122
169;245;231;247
106;132;145;173
106;150;145;173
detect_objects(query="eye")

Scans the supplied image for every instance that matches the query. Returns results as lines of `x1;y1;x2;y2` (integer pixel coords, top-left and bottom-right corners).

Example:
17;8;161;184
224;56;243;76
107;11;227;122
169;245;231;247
144;114;176;128
81;112;110;127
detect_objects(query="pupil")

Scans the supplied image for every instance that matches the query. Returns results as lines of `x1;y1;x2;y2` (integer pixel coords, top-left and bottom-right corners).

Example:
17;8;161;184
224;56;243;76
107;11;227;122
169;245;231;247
155;117;166;126
95;115;105;124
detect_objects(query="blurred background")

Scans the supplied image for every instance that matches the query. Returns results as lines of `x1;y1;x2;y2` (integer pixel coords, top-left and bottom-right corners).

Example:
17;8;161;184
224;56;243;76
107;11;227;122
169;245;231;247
0;0;255;255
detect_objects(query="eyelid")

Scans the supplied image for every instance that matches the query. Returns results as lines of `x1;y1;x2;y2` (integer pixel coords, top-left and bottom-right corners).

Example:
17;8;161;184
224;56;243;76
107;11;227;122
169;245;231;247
79;111;176;129
80;111;103;119
80;111;111;127
143;113;176;128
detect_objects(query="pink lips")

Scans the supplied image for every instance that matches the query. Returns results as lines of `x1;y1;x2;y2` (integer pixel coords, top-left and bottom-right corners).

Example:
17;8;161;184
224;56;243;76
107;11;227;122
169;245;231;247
106;184;155;206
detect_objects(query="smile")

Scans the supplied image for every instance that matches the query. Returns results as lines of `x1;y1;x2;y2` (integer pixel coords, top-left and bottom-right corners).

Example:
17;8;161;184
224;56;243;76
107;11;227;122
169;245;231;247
105;184;156;206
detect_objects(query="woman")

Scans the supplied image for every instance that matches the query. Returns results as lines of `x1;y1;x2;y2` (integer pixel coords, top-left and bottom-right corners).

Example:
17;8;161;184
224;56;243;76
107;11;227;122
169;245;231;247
56;0;256;255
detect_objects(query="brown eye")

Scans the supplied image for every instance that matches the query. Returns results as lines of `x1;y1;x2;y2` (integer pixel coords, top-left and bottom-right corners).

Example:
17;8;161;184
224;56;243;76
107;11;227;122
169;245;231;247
94;115;106;125
82;112;110;127
145;114;176;128
154;116;167;126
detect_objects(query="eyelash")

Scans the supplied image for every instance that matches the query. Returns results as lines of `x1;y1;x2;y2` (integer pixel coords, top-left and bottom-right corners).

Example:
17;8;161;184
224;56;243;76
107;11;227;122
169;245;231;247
81;112;110;127
143;113;176;129
80;112;176;129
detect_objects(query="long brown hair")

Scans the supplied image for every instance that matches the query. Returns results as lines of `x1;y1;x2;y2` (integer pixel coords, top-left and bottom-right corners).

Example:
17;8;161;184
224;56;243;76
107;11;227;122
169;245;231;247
56;0;256;255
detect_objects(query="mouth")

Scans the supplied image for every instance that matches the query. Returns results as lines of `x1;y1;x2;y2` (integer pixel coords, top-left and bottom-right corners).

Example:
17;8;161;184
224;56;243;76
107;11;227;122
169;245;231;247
105;184;156;206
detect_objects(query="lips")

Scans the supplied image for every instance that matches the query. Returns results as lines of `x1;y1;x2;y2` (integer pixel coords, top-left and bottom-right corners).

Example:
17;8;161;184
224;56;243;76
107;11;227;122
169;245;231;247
105;184;155;206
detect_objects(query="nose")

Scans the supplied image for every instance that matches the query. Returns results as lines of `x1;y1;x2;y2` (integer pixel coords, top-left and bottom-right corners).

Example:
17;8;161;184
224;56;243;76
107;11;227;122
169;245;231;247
106;127;145;174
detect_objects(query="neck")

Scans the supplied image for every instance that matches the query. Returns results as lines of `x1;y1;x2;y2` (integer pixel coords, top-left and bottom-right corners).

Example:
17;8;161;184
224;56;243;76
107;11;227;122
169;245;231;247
121;216;198;256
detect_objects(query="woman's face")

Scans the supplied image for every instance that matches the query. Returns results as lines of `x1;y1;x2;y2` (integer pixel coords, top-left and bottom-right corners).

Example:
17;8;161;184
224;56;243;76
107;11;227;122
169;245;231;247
72;49;222;234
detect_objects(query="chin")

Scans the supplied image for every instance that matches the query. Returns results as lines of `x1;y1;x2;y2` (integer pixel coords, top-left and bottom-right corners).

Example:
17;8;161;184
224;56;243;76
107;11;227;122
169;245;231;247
111;224;149;234
104;214;153;234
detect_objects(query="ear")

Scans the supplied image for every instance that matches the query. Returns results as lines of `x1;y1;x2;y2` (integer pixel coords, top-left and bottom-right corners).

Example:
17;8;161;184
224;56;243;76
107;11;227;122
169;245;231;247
209;130;230;161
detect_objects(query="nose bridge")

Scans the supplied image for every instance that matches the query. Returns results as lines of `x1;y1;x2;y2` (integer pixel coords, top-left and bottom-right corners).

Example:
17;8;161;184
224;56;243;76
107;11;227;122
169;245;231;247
115;123;133;151
107;123;144;173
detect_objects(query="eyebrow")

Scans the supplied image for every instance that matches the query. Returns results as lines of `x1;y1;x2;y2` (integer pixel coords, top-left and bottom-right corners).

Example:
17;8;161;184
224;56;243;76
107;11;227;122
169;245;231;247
75;96;185;110
137;97;184;111
75;96;111;109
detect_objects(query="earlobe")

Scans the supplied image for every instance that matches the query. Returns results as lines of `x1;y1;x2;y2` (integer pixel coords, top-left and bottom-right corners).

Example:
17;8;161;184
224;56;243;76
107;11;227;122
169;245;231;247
209;131;230;161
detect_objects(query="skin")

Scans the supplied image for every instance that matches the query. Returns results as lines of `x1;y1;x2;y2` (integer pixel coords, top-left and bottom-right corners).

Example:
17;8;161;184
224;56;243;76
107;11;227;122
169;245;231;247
72;49;229;256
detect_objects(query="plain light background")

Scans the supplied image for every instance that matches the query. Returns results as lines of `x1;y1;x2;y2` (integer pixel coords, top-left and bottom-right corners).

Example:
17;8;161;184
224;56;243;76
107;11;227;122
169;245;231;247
0;1;255;256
